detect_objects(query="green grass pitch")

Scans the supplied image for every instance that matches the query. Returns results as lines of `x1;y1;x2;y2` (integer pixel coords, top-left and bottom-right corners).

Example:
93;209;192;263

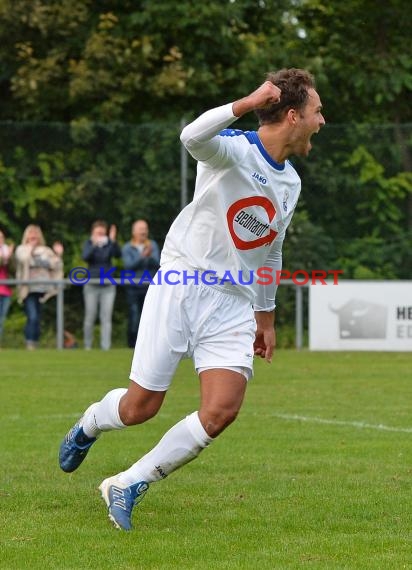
1;349;411;569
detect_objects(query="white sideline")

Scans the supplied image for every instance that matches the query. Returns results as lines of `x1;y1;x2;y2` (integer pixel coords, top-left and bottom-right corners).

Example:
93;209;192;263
271;413;412;434
4;411;412;435
6;413;80;421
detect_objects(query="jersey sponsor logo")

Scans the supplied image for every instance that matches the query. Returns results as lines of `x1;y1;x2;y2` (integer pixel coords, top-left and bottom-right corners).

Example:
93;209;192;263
226;196;278;250
252;171;267;185
234;210;269;237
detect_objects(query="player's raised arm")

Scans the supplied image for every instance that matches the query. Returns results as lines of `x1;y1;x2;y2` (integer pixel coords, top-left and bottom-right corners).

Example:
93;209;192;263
180;81;281;162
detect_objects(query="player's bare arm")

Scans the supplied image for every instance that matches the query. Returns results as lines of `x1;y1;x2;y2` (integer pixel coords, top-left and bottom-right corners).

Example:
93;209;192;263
253;310;276;363
232;81;281;118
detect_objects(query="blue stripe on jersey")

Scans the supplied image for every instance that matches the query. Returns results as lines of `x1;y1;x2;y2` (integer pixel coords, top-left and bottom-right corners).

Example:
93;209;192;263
219;128;285;171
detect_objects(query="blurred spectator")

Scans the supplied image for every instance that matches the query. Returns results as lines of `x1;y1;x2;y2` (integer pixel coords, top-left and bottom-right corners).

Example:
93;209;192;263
0;228;14;345
122;220;160;347
15;224;64;350
82;220;121;350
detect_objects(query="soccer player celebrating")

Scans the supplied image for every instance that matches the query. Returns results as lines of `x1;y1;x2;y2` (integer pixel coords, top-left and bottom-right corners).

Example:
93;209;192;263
59;68;325;530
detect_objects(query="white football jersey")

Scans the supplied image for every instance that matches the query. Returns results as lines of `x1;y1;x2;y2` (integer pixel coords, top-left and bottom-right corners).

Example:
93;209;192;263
161;103;301;310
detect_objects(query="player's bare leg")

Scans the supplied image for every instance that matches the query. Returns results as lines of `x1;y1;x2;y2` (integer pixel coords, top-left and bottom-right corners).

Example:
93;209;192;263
198;368;247;437
118;381;167;425
99;368;247;530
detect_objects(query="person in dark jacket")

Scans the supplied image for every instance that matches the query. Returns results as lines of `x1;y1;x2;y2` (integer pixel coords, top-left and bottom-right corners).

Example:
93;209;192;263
122;220;160;347
82;220;121;350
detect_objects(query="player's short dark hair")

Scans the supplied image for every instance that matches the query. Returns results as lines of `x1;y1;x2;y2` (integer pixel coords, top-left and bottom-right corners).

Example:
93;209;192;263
255;68;316;125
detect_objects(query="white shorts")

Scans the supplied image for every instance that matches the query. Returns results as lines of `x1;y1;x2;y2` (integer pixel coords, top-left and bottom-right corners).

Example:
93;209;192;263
129;263;256;391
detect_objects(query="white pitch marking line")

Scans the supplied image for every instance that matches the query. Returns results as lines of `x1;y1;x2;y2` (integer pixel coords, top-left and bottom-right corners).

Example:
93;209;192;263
5;412;412;435
5;413;80;421
272;413;412;434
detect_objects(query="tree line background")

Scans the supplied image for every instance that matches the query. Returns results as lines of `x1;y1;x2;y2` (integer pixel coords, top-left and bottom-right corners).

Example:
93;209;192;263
0;0;411;346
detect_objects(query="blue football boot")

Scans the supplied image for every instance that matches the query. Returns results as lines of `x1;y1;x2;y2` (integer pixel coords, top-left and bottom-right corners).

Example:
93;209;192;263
59;404;98;473
99;476;149;531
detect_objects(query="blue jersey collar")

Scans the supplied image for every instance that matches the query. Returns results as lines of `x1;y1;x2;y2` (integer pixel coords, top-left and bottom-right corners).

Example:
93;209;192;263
245;131;285;171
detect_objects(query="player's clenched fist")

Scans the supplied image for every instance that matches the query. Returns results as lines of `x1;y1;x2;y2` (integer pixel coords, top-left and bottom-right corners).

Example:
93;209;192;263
250;81;282;108
233;81;281;117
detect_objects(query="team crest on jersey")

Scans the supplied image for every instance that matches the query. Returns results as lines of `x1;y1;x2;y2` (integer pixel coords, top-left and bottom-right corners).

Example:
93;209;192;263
283;190;289;212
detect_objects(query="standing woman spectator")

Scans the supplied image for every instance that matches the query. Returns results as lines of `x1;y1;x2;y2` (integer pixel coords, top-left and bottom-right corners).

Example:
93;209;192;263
0;228;14;345
15;224;64;350
82;220;121;350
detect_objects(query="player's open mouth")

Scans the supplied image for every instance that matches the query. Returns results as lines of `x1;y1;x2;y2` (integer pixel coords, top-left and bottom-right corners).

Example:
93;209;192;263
307;129;320;151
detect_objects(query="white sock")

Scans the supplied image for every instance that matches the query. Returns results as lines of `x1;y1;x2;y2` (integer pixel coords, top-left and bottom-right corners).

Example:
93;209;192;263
82;388;127;438
117;411;213;486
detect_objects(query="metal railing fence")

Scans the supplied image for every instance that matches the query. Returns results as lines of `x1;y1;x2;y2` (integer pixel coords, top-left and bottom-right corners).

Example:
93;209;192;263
0;278;306;350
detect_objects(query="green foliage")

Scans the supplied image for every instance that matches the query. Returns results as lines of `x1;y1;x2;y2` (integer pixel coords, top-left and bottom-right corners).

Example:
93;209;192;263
282;209;336;271
294;0;412;123
0;147;72;238
336;233;412;280
346;145;412;237
0;0;292;122
0;119;183;259
0;0;411;324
